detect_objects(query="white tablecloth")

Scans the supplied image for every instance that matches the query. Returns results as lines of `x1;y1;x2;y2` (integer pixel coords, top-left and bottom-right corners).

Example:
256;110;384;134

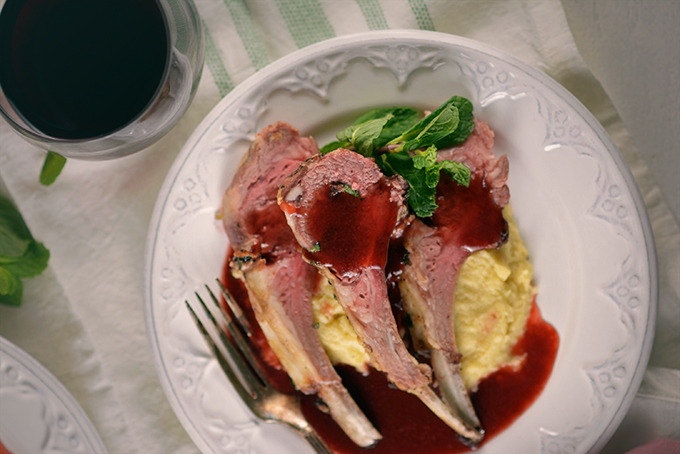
0;1;678;453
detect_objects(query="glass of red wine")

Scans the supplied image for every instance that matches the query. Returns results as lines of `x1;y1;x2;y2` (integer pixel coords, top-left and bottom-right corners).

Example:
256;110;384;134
0;0;204;166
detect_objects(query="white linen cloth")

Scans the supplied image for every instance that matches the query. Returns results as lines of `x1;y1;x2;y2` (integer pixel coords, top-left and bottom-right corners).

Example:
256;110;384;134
0;1;678;453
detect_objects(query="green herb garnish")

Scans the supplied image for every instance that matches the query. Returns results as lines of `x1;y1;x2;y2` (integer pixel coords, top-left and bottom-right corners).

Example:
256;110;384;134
39;151;67;186
329;182;361;198
379;146;471;218
321;96;475;217
0;196;50;306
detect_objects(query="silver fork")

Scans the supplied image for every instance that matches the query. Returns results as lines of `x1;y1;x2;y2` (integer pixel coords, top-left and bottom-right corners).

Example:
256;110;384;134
185;280;333;454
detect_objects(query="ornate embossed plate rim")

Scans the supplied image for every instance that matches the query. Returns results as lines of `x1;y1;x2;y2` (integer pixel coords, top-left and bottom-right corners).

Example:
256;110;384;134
0;336;108;454
144;30;657;454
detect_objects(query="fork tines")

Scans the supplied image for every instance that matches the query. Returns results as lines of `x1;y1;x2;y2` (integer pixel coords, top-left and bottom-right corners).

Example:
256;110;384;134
185;281;268;399
186;280;334;454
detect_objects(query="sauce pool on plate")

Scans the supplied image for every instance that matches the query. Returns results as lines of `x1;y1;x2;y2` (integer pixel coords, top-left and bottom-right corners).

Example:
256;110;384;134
222;255;558;453
299;298;558;454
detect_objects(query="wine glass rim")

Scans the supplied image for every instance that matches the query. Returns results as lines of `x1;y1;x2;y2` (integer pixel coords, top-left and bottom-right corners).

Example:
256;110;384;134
0;0;175;158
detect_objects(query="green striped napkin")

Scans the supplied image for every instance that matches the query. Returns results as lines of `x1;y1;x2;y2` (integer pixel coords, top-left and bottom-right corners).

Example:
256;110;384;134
194;0;588;107
198;0;433;98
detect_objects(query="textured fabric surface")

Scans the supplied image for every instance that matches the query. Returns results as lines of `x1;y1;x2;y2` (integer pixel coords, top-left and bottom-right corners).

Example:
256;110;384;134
0;1;677;453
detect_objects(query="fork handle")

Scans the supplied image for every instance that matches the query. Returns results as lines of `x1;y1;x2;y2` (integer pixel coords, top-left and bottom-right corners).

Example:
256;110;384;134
298;425;334;454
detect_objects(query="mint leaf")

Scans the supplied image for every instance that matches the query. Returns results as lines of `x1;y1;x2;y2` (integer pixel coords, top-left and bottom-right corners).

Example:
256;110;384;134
0;195;50;306
379;152;438;218
413;146;438;170
321;108;420;156
425;167;439;189
434;96;475;148
399;104;460;152
40;151;67;186
0;267;22;306
0;266;17;295
353;107;406;124
320;141;349;154
388;96;475;152
0;227;30;260
0;266;22;306
3;241;50;278
439;160;471;187
338;115;393;157
0;197;33;241
353;107;420;149
379;146;472;218
0;196;32;261
324;96;477;218
413;147;441;189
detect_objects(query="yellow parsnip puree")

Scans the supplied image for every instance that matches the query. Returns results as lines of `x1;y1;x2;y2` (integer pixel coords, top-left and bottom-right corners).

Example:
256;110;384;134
312;207;534;390
453;206;534;390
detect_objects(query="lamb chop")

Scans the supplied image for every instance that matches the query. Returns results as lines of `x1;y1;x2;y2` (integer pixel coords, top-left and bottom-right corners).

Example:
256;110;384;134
399;120;509;435
221;122;381;448
278;148;482;442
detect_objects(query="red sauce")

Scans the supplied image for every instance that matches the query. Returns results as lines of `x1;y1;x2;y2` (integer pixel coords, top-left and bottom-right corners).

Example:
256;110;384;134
0;440;13;454
221;250;295;393
471;301;559;437
223;251;558;453
300;180;400;278
221;153;557;453
298;299;558;454
431;172;507;251
242;195;297;262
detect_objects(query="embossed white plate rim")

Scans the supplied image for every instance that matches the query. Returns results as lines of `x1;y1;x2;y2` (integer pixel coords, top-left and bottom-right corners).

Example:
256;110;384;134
144;30;657;454
0;336;108;454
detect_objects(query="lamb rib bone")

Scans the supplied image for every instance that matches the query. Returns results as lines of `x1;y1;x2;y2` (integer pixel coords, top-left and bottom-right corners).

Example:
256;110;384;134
278;148;482;443
400;120;509;438
221;122;381;447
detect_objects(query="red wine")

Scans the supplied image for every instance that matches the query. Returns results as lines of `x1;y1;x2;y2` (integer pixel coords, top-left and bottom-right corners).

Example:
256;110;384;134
0;0;169;140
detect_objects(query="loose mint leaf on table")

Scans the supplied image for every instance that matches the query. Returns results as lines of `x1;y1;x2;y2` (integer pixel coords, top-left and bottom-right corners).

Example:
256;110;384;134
39;151;67;186
0;195;50;306
0;266;22;306
0;196;33;240
0;227;30;260
3;241;50;278
0;266;18;295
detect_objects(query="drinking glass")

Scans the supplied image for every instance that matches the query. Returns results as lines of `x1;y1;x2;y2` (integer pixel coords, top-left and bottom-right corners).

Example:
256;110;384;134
0;0;204;160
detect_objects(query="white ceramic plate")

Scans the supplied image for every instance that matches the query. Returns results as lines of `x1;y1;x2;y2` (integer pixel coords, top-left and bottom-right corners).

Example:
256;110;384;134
0;336;107;454
144;30;657;454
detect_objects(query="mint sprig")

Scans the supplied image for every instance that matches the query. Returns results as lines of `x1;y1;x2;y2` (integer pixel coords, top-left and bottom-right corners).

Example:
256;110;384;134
387;103;459;152
320;96;476;217
336;114;394;156
0;196;50;306
380;146;471;218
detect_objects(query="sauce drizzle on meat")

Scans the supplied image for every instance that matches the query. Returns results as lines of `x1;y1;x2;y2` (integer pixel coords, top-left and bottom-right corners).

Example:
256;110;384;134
301;179;400;278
